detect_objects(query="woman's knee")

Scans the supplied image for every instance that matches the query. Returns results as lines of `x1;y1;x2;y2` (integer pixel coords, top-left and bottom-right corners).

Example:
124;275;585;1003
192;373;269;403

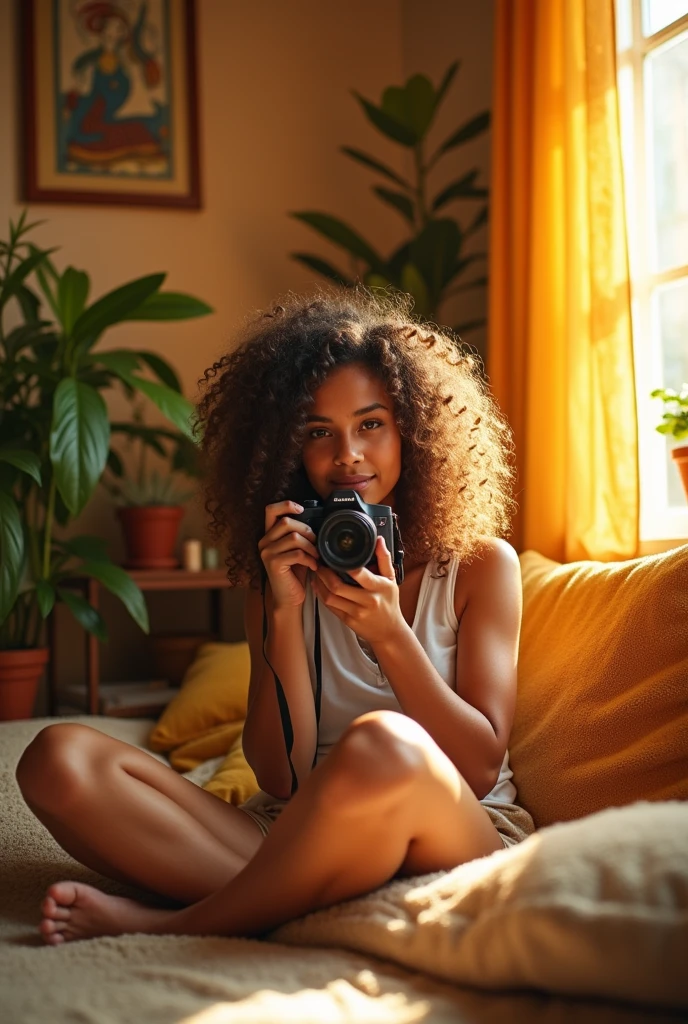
16;723;106;808
319;711;432;809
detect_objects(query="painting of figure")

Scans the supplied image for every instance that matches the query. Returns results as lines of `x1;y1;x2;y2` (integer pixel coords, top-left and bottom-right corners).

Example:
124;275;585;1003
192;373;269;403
22;0;199;206
58;1;171;178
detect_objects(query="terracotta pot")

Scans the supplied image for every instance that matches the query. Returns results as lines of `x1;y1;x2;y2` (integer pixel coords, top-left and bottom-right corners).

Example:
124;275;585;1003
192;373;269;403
0;647;49;721
117;505;185;569
150;632;216;685
671;445;688;504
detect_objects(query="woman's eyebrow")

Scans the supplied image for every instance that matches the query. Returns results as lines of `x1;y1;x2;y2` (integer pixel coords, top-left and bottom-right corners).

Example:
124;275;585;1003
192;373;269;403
306;402;388;423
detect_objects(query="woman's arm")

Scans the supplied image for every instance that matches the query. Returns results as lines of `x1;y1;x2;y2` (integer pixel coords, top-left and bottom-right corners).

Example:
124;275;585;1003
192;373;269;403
313;537;521;799
242;586;317;798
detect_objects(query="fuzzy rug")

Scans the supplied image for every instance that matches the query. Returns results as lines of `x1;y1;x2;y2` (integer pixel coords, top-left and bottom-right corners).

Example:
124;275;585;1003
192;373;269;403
1;717;685;1024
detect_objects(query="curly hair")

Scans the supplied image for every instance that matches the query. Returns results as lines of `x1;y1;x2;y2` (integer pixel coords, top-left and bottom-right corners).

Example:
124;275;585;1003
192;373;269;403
197;288;515;586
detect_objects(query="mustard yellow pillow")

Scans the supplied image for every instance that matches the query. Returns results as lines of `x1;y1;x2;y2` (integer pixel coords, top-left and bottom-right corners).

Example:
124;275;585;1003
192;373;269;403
511;546;688;828
148;642;251;753
203;729;260;805
169;721;244;772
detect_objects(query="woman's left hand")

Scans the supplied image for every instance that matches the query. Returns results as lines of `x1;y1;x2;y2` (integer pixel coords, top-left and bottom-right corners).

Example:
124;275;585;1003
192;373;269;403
312;535;407;646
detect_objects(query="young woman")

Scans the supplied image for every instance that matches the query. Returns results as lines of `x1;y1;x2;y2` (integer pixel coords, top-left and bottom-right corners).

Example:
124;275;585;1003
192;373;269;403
17;290;534;945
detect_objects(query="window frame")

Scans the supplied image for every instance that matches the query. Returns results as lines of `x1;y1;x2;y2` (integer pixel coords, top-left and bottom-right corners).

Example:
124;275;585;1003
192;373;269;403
616;0;688;542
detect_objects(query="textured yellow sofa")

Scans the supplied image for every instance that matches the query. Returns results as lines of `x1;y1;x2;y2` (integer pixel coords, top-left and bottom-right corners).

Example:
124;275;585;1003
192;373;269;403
1;545;687;1023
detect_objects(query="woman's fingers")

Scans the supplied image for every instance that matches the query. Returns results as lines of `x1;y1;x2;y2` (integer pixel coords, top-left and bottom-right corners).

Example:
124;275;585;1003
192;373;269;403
259;517;316;552
264;500;305;533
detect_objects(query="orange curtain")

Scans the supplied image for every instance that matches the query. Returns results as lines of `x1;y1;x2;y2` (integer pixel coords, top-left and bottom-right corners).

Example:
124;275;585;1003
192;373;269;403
488;0;639;562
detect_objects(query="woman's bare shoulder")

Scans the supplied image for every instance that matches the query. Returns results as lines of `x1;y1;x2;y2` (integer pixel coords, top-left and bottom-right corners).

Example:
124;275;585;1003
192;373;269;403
454;538;521;618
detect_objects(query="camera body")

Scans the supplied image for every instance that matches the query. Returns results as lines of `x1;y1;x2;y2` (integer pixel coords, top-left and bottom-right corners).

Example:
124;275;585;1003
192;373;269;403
292;489;401;583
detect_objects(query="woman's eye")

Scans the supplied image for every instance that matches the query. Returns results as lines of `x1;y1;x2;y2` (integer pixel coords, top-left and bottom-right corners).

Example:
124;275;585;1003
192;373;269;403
308;428;330;439
360;419;382;431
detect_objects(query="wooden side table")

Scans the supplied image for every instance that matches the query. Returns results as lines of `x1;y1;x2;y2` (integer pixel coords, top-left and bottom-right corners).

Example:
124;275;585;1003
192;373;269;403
47;569;235;716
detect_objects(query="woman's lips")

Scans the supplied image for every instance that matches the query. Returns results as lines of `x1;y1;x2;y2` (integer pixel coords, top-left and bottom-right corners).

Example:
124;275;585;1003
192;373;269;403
329;476;374;491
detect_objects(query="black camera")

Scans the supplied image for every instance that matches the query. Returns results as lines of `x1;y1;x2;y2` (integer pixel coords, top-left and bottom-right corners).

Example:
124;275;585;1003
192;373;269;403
292;489;404;584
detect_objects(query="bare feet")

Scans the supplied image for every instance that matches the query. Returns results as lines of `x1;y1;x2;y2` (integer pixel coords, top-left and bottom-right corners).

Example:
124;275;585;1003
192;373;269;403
39;882;174;944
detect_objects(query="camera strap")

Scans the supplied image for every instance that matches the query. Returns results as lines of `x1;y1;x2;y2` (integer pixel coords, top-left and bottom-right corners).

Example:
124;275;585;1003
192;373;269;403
260;572;322;797
392;514;405;585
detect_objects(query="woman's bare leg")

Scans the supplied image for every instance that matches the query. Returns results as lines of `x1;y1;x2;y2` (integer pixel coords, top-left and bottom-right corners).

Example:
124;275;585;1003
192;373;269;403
37;712;504;944
16;723;264;902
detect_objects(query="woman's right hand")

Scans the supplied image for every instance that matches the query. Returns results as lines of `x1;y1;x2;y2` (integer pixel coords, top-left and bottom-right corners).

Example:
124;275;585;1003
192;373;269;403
258;501;319;608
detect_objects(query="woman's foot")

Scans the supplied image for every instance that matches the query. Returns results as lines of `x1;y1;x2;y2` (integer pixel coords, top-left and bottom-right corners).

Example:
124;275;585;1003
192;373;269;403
39;881;174;944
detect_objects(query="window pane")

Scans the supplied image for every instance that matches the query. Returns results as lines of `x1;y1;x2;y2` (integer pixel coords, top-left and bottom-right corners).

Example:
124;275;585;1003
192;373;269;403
617;0;633;49
643;0;688;35
645;30;688;271
656;280;688;507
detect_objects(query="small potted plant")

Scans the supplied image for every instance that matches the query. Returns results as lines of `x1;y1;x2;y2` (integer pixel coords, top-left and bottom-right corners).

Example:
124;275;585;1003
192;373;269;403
104;408;199;568
651;385;688;502
0;212;211;719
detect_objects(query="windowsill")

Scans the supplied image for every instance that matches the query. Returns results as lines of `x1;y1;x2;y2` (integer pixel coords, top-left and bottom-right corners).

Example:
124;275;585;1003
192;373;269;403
639;537;688;555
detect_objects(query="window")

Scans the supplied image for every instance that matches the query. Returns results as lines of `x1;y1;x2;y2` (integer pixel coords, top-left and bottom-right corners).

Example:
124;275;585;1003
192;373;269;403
616;0;688;541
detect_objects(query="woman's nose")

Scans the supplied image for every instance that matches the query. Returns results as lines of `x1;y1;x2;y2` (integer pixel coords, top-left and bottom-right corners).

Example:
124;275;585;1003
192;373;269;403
334;436;362;465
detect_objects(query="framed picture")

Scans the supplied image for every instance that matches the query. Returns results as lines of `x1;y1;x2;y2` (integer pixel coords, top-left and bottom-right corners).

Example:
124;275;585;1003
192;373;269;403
21;0;201;208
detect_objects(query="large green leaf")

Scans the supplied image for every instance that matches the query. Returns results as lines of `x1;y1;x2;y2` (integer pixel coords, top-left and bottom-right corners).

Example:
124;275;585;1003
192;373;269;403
91;349;141;378
433;111;491;161
352;93;417;146
409;219;463;300
291;253;353;286
35;580;56;619
61;535;110;562
340;148;411;190
373;187;416;224
0;492;24;624
0;247;58;313
49;379;110;516
432;171;488;211
136;352;182;392
57;588;108;641
71;273;165;346
124;291;213;321
57;266;90;336
0;449;41;486
400;74;437;138
78;560;149;633
291;213;384;271
435;61;460;109
113;371;196;440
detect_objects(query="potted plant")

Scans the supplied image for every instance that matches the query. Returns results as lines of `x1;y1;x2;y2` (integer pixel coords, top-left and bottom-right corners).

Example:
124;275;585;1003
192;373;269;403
651;385;688;503
0;212;211;719
290;62;489;334
103;402;199;568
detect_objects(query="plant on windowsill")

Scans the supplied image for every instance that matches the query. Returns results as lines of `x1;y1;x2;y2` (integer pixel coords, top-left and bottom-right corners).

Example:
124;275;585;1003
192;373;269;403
651;384;688;503
289;62;490;336
0;212;211;720
103;400;199;569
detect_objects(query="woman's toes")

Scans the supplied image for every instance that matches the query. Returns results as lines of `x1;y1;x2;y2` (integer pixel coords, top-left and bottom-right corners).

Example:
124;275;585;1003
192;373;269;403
40;916;67;937
46;881;79;908
41;895;71;921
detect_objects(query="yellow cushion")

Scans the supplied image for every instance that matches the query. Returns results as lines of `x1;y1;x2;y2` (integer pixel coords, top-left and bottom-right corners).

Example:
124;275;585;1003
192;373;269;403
511;546;688;828
148;642;250;754
203;729;260;805
168;721;244;772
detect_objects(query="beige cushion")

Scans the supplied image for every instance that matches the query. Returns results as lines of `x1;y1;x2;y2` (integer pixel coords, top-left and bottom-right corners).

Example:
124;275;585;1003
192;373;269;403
274;800;688;1008
510;546;688;827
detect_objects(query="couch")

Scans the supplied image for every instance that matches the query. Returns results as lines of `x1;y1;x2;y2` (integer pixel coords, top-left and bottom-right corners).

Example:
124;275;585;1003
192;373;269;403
1;546;687;1024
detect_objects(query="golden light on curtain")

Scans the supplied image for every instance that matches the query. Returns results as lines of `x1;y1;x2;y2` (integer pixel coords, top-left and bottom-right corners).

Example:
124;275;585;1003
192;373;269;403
488;0;639;562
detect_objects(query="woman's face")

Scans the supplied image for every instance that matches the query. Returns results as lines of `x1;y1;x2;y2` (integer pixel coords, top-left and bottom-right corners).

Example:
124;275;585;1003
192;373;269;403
301;363;402;507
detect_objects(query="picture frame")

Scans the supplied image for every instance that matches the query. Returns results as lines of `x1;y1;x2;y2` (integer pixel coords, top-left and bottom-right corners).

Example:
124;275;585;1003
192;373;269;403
21;0;201;208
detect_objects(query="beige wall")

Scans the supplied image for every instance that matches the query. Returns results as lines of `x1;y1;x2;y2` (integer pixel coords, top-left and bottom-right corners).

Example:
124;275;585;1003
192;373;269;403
0;0;494;698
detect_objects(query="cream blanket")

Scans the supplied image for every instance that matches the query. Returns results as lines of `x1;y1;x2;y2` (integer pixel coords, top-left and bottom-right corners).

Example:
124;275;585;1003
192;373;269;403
1;717;685;1024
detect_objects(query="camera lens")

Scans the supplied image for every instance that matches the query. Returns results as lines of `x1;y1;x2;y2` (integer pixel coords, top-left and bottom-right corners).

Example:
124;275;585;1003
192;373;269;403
318;511;376;570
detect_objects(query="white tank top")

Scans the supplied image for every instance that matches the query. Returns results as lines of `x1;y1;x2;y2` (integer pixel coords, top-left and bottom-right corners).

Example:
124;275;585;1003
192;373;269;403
302;558;518;806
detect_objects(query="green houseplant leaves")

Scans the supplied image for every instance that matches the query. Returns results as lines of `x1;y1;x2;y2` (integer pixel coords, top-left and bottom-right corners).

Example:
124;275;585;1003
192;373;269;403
290;62;490;333
0;212;213;650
